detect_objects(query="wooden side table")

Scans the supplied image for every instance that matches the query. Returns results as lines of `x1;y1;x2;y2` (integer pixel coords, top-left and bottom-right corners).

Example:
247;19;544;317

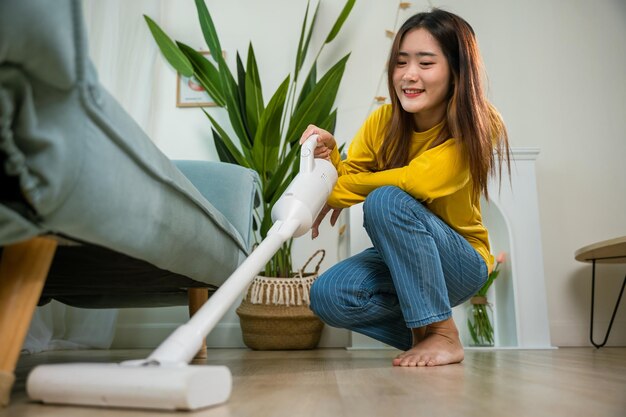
575;236;626;348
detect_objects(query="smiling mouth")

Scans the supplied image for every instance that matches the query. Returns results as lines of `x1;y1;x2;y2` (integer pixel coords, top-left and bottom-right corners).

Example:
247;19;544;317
403;88;425;96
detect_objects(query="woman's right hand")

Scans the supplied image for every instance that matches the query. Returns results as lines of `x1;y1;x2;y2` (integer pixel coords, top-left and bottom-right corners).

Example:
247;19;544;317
299;124;336;161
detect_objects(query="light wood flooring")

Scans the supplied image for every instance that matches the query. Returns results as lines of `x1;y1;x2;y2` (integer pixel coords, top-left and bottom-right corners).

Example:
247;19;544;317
3;347;625;417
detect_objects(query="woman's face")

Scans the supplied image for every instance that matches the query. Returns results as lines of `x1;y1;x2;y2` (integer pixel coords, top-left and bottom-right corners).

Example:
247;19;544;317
392;28;451;131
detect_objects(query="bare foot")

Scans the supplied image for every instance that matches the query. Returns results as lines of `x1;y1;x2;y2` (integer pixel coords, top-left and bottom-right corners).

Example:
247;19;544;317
392;318;464;367
393;327;426;363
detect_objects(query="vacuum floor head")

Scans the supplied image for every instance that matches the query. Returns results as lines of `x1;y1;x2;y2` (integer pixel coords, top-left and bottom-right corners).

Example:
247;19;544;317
27;363;232;411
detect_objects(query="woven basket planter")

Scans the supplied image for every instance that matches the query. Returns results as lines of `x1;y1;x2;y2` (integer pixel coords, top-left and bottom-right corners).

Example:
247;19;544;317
236;250;325;350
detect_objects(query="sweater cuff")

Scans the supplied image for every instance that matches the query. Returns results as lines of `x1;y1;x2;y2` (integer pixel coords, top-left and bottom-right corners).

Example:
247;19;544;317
330;146;341;169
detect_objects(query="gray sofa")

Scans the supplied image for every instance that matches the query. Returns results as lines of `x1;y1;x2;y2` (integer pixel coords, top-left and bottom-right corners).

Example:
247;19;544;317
0;0;259;406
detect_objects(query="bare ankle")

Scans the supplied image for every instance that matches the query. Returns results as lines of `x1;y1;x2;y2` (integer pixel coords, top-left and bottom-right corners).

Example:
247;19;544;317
425;317;460;339
411;327;427;346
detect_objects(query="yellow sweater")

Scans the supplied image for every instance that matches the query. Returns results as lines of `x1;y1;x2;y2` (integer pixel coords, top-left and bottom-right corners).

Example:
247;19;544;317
328;105;493;270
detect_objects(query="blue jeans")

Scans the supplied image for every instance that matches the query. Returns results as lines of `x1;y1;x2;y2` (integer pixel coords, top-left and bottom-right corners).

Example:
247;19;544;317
310;186;488;350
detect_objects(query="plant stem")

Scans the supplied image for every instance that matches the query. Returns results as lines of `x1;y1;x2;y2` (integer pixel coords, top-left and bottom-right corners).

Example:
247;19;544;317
469;303;494;346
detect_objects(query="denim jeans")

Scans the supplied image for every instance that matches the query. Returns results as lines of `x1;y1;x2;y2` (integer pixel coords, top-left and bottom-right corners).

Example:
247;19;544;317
309;186;488;350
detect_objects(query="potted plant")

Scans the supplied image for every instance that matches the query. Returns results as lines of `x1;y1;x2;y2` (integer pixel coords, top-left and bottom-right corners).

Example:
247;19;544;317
467;252;507;346
144;0;355;349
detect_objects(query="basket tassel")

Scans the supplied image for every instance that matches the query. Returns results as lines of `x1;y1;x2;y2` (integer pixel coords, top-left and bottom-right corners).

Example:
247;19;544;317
246;275;316;307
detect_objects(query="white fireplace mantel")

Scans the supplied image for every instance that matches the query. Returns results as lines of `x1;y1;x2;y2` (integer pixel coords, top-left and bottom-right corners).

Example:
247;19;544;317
347;147;553;349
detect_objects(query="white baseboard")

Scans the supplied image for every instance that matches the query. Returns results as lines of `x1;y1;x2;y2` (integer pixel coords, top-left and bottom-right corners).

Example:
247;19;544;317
113;320;625;349
112;323;352;349
550;320;626;347
112;323;245;349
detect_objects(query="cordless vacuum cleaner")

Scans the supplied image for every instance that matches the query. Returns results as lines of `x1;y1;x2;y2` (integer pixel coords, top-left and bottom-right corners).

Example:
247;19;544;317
26;135;337;411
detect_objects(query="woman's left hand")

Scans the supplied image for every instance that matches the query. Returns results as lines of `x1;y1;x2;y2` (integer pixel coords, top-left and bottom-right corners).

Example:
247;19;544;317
311;203;343;239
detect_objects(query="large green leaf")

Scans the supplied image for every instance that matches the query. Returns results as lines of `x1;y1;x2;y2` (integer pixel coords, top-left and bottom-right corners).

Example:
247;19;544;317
144;15;193;77
202;110;251;168
218;58;251;150
212;128;238;164
274;146;308;209
177;42;226;107
294;1;320;81
286;53;350;145
193;0;249;148
194;0;223;64
264;142;300;203
318;108;337;133
324;0;356;44
295;62;317;109
252;76;290;183
269;163;297;207
245;44;264;140
236;53;251;139
259;207;274;239
192;0;232;90
294;1;310;78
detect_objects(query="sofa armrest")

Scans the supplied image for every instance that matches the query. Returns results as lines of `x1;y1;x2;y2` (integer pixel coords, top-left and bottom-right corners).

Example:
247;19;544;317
174;161;260;251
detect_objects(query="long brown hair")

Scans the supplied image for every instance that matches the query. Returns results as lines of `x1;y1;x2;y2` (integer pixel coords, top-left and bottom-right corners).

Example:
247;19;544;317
380;9;510;201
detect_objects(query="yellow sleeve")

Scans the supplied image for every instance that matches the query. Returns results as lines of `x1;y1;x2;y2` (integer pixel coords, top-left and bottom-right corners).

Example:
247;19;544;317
329;106;389;176
328;139;470;208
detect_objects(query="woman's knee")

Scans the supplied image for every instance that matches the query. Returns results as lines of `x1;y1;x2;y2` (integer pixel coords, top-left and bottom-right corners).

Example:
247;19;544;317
363;186;427;231
309;270;367;327
364;186;402;216
309;278;329;318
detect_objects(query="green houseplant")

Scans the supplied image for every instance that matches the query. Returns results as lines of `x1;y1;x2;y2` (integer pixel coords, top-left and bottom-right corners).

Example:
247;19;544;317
145;1;355;350
144;0;354;277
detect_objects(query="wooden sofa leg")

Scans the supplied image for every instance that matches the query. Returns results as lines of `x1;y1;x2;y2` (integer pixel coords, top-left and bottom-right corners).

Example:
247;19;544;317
0;237;57;407
188;288;209;360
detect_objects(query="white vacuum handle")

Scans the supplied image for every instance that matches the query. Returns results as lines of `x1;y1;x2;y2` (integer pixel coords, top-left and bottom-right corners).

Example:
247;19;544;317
271;135;338;237
300;134;319;173
147;137;338;365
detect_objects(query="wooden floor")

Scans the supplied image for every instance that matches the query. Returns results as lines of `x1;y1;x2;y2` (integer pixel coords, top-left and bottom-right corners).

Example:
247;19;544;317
3;347;625;417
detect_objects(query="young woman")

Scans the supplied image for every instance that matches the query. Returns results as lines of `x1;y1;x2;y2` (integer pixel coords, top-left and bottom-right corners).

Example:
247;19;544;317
299;8;510;367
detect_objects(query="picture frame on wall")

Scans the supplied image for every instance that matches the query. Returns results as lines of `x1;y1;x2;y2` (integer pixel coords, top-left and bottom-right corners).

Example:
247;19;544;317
176;51;217;108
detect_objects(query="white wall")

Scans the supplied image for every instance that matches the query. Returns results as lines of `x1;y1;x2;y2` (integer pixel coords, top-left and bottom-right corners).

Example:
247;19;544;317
87;0;626;347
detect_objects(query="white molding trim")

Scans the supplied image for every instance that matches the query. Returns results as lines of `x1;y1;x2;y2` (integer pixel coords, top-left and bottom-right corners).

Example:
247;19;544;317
509;147;540;160
112;322;244;349
550;320;626;347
